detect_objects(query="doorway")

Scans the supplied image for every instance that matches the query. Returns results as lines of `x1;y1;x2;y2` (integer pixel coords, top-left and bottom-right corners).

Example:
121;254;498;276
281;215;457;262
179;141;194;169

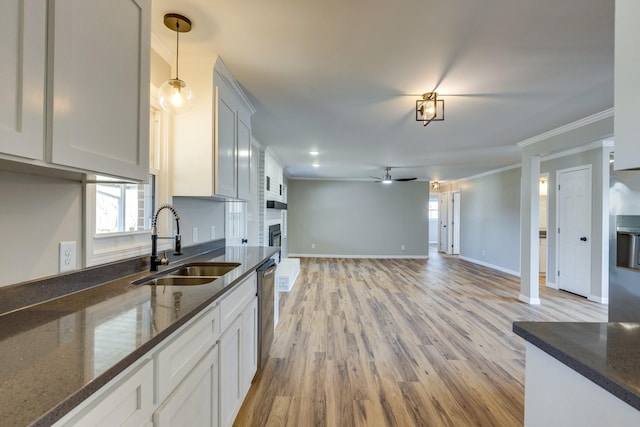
438;190;460;255
556;165;592;297
539;175;549;280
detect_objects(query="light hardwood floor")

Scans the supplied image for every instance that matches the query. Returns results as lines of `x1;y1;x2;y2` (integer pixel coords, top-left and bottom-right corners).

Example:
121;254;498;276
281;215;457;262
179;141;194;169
235;251;607;427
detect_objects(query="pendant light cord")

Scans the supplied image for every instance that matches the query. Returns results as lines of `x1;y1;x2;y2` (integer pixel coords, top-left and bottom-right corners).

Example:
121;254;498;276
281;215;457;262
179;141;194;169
175;21;180;80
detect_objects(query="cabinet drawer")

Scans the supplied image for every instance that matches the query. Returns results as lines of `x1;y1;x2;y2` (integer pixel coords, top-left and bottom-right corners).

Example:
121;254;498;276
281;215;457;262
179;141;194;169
155;304;220;403
220;273;257;331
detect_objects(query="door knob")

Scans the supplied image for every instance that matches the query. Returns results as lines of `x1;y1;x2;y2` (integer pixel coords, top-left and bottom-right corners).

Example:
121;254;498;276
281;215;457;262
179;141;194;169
580;236;588;242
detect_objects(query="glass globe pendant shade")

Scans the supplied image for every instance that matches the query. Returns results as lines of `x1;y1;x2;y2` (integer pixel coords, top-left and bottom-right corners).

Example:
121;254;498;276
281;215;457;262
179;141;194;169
158;78;194;115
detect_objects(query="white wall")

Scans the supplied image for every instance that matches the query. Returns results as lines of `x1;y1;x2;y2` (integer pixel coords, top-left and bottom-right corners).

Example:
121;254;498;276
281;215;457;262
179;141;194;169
287;180;429;257
0;170;82;286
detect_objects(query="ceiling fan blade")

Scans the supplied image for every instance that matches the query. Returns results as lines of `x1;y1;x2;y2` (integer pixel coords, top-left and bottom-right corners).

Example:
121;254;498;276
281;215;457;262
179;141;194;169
370;176;382;180
394;177;417;181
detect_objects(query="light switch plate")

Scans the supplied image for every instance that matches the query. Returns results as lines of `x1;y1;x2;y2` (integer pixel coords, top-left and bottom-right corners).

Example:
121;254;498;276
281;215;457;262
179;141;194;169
59;241;76;273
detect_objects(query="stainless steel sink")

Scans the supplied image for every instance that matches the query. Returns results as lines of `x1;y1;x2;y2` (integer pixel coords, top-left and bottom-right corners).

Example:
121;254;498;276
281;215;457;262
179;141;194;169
151;276;219;286
171;262;240;277
132;262;241;286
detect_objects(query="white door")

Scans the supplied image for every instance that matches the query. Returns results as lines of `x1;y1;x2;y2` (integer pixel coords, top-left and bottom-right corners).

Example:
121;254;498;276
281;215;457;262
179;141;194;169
225;201;247;246
450;191;461;255
438;192;449;253
557;166;592;297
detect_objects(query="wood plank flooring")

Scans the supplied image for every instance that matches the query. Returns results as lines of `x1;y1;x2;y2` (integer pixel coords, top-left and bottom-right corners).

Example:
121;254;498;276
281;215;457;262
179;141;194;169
235;251;607;427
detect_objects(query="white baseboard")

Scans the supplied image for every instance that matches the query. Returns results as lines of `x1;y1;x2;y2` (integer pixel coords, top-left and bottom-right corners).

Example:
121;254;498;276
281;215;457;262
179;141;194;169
288;253;429;259
458;256;520;277
588;295;609;304
519;294;541;305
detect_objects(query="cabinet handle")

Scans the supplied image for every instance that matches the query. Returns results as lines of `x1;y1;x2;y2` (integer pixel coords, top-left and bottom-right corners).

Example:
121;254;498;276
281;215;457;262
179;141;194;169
580;236;588;242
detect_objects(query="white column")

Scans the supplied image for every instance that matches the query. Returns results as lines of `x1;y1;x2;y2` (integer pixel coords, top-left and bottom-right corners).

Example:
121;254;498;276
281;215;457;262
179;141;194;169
519;155;541;304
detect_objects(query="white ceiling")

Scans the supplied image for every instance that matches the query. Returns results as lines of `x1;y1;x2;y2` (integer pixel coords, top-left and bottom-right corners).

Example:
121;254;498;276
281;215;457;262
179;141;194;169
152;0;614;183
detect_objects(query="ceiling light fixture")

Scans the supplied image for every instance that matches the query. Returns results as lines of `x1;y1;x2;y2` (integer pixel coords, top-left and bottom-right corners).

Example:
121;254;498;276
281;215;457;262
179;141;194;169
431;181;441;191
382;169;393;184
158;13;195;115
416;92;445;126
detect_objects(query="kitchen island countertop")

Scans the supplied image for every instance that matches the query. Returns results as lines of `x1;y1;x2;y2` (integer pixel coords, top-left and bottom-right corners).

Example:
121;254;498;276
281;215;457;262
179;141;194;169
513;321;640;411
0;246;278;427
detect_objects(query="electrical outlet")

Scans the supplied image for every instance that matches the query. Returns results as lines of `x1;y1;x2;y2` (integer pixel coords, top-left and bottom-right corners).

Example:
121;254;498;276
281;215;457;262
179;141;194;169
482;249;486;256
193;227;198;243
59;241;76;273
401;244;406;250
210;226;216;239
311;243;316;249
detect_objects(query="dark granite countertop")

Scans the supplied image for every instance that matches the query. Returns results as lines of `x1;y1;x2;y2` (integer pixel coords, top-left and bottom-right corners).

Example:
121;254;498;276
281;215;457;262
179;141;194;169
513;322;640;411
0;246;278;427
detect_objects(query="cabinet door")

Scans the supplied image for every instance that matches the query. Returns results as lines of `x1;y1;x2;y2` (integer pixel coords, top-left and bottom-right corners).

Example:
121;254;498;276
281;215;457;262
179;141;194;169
48;0;150;181
236;115;251;201
215;77;238;198
154;346;219;427
0;0;46;160
219;315;242;427
241;297;258;394
614;0;640;170
57;359;153;427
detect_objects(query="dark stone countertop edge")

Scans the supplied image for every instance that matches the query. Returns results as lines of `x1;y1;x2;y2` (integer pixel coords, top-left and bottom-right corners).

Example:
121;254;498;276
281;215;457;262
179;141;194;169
512;322;640;412
27;244;279;427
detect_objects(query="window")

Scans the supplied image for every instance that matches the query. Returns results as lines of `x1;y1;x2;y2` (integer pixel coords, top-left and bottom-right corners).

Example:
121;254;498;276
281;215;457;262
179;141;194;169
95;177;155;234
85;90;169;266
428;200;438;220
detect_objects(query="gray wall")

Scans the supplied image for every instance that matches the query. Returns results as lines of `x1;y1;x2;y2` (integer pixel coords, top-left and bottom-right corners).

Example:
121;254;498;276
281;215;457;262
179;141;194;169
287;180;429;257
452;167;522;273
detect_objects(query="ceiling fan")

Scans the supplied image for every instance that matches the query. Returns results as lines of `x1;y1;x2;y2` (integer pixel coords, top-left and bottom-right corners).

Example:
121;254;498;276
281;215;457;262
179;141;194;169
371;167;417;183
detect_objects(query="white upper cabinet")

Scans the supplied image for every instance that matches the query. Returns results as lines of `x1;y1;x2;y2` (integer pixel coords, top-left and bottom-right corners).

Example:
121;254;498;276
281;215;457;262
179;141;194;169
47;0;150;181
172;57;255;199
614;0;640;170
0;0;46;160
237;113;252;201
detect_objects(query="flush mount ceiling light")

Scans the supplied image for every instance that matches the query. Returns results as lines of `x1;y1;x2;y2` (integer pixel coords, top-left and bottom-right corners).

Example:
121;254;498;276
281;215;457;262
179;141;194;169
416;92;445;126
158;13;195;115
431;181;441;191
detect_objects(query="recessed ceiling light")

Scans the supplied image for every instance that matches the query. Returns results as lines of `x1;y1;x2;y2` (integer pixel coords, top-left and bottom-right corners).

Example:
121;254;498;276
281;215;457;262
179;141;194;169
312;163;320;168
310;151;319;156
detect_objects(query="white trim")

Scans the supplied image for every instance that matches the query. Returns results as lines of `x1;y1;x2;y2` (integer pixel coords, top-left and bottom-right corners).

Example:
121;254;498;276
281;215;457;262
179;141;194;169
546;280;558;290
517;109;614;148
150;33;172;64
588;295;609;304
459;256;520;277
453;163;522;183
214;57;256;114
519;294;541;305
289;253;429;259
540;140;614;162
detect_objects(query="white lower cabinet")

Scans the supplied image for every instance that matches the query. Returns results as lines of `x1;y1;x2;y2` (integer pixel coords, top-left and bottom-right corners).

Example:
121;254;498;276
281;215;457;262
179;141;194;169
219;273;258;427
219;315;243;427
154;346;219;427
54;272;259;427
54;358;154;427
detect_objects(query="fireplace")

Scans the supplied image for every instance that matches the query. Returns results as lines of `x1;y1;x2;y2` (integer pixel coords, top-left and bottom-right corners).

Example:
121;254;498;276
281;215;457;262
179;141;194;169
268;224;281;247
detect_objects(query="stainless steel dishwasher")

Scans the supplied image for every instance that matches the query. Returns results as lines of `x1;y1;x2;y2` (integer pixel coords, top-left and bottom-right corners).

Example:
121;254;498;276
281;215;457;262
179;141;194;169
256;258;277;372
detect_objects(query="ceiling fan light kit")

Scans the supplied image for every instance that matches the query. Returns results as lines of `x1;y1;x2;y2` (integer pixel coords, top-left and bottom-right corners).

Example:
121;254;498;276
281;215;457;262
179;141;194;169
371;167;417;183
416;92;445;126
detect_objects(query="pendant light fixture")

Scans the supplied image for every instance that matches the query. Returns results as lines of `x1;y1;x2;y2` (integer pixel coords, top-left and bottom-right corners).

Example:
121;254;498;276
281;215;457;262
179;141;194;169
158;13;195;114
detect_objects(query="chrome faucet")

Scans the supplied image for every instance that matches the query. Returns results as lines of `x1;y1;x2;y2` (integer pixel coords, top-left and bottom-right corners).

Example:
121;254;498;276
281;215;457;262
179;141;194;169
150;204;182;271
